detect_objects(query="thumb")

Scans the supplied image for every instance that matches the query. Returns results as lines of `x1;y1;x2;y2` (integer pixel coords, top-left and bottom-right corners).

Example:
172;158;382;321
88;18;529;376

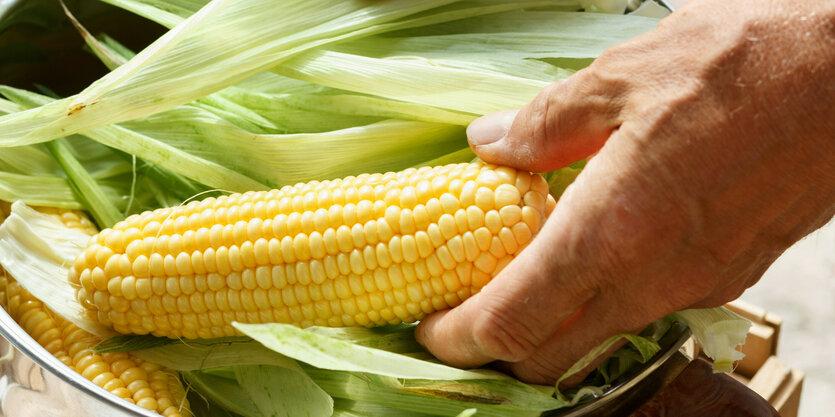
467;78;621;172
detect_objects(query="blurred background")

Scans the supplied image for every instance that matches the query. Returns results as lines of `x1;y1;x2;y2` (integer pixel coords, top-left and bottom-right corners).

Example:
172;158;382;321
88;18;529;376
742;220;835;416
1;0;164;96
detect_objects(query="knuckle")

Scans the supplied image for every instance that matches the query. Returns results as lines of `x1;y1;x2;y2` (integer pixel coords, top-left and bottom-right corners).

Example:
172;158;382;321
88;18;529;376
521;82;560;144
510;356;563;385
583;52;632;97
503;82;563;171
470;306;540;362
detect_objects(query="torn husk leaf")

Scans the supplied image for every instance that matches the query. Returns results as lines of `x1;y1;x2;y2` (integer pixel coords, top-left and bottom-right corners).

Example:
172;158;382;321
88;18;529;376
671;307;750;372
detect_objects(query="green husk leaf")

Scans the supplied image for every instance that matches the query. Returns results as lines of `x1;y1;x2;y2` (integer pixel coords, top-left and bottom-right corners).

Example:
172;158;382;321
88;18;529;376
0;86;268;192
0;144;57;175
417;147;476;167
395;378;562;410
234;321;505;381
3;84;467;191
391;9;653;38
96;33;138;62
130;337;297;371
131;324;564;415
544;159;586;197
581;0;628;14
0;0;460;144
304;369;551;417
119;113;466;187
80;120;269;191
182;371;261;417
671;307;750;372
594;318;673;385
339;11;660;61
274;93;477;126
555;333;660;399
185;387;246;417
93;334;176;353
234;364;333;417
44;138;123;228
332;398;436;417
304;324;424;354
0;172;87;209
0;136;189;214
275;50;548;115
98;0;206;28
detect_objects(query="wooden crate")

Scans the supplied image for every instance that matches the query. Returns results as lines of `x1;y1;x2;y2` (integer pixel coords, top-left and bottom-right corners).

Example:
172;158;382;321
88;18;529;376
695;300;805;417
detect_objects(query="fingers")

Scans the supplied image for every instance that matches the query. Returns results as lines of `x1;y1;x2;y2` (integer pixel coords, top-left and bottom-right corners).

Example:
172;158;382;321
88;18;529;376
467;71;625;172
415;221;648;385
415;139;608;378
505;292;646;386
415;141;698;384
415;201;602;372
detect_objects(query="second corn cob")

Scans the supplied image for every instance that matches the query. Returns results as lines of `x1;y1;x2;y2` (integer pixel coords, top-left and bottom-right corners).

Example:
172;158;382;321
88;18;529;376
70;162;556;339
0;206;191;417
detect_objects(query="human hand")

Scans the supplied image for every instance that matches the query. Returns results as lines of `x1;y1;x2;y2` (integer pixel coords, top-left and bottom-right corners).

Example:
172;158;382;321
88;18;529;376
416;0;834;385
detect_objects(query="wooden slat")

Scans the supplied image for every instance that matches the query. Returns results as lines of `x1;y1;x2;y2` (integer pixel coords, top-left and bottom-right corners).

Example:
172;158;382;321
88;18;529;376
736;322;777;378
763;312;783;352
748;356;791;399
773;370;803;417
747;356;804;417
727;299;769;323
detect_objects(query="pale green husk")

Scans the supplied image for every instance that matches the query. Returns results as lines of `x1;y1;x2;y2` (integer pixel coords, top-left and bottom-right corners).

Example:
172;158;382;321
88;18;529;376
0;1;662;206
0;0;481;144
0;202;113;337
235;364;334;417
672;308;751;372
233;321;505;381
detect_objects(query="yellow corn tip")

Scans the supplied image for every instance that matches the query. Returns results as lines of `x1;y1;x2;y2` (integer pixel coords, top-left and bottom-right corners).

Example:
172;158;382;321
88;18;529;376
71;162;557;339
0;207;191;417
35;206;100;235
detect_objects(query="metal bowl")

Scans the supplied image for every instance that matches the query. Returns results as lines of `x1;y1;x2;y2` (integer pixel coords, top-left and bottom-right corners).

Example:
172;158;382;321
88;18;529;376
0;307;158;417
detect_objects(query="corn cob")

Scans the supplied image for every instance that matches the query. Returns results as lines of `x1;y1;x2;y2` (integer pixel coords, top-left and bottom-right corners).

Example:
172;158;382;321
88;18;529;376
0;207;191;417
70;162;556;339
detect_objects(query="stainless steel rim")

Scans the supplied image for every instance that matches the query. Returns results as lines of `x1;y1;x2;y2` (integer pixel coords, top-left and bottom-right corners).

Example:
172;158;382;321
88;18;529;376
0;307;158;417
654;0;677;11
551;323;694;416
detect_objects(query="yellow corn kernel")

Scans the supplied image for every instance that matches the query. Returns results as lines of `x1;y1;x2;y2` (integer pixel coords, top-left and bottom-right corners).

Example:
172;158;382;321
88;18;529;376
72;163;556;338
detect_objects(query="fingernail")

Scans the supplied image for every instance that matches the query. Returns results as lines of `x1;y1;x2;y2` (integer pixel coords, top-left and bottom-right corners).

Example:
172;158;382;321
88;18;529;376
467;109;519;146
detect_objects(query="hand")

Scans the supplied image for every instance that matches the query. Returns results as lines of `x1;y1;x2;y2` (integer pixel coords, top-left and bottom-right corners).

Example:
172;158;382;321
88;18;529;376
416;0;834;385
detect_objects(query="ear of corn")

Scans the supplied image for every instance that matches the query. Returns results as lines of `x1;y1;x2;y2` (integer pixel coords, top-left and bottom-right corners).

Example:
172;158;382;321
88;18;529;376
0;207;192;417
70;162;557;339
